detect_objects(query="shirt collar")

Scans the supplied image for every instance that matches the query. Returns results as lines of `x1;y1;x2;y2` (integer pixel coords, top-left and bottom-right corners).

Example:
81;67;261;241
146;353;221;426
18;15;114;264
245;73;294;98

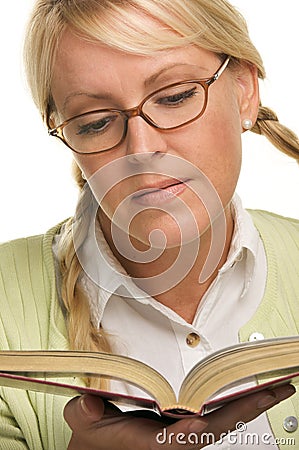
78;194;261;325
220;194;261;297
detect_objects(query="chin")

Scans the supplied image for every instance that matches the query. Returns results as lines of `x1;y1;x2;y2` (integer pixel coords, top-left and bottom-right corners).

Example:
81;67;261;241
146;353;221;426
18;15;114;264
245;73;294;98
128;211;210;250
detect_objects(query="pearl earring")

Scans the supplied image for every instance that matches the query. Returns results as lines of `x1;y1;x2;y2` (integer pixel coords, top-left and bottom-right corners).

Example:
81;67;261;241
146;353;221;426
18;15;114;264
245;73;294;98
242;119;253;130
81;172;87;180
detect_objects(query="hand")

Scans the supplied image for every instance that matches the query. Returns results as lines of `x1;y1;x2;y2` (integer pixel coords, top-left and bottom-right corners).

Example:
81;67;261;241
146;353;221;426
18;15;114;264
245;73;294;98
64;384;295;450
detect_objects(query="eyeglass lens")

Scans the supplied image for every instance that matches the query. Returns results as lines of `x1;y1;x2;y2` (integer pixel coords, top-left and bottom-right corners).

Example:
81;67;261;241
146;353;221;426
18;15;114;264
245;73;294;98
62;81;206;153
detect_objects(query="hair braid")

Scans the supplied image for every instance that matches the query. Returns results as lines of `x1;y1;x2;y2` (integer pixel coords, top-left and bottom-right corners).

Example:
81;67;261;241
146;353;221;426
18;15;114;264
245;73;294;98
252;105;299;162
58;168;111;388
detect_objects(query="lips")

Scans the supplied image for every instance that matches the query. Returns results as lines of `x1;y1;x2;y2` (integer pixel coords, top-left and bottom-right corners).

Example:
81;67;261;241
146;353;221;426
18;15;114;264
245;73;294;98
132;178;190;206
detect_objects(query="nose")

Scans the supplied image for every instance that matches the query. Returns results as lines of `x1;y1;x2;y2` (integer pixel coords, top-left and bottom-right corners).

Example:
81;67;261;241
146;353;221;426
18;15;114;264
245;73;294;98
124;116;168;163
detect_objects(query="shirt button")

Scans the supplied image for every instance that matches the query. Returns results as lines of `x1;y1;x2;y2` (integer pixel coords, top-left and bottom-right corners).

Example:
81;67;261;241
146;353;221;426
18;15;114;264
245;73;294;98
249;332;265;342
283;416;298;433
186;332;200;347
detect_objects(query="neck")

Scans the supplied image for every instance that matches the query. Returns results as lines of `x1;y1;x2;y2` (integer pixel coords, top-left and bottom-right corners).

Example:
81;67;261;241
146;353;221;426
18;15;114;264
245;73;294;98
98;204;234;323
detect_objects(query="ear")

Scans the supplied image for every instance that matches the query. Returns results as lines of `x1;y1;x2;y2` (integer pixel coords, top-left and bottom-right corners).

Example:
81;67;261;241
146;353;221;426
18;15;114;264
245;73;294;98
233;62;260;131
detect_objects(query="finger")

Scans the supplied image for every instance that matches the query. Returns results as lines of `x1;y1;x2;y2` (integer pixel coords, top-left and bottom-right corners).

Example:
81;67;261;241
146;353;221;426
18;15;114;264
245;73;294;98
208;383;296;430
65;395;134;450
64;395;106;432
151;384;296;450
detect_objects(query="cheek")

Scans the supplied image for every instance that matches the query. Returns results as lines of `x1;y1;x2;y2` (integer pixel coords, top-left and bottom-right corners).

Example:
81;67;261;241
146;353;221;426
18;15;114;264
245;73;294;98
74;153;141;222
208;104;242;200
73;153;116;178
168;93;242;205
72;154;119;217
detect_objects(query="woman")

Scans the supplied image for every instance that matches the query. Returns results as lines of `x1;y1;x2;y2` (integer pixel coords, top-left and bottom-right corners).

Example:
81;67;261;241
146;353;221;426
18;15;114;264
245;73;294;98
0;0;298;448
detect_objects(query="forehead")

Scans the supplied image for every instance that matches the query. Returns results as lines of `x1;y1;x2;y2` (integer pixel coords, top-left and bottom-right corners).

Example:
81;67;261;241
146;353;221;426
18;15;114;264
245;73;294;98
54;27;216;74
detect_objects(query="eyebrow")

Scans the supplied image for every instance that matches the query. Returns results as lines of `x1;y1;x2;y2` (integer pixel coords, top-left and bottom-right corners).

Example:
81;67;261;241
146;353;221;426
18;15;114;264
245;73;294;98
144;63;206;86
62;91;114;114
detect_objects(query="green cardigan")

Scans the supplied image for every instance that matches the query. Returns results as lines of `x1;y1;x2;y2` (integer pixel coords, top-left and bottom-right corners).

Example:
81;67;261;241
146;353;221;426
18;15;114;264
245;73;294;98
0;210;298;449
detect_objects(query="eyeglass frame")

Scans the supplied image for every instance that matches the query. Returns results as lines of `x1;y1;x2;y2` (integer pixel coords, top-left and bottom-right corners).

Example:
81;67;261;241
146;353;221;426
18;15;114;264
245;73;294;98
48;56;231;155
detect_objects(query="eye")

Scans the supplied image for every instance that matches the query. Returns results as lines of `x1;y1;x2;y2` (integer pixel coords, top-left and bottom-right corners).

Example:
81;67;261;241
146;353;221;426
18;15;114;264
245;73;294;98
76;114;118;136
156;86;198;107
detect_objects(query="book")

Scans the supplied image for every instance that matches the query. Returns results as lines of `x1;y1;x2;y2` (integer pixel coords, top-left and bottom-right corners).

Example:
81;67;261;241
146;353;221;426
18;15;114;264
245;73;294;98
0;336;298;418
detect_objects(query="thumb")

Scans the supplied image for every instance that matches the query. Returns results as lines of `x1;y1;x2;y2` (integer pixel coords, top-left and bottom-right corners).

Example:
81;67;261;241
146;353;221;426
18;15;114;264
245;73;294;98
64;394;105;431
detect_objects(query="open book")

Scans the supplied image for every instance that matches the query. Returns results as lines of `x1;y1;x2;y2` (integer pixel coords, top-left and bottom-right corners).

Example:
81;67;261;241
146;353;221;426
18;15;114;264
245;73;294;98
0;336;298;417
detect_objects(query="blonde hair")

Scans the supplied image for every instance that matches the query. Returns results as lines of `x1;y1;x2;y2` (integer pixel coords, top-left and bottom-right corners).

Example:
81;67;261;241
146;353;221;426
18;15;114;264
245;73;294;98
24;0;299;386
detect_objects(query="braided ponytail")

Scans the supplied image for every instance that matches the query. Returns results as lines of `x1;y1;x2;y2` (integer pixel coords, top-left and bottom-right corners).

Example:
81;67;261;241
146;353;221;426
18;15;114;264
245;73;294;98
58;162;111;388
252;105;299;162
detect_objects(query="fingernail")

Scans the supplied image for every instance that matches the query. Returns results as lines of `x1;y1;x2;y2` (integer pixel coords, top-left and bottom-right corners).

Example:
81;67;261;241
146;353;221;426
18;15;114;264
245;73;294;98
258;384;296;409
257;393;277;409
188;418;208;432
80;396;93;416
277;384;296;401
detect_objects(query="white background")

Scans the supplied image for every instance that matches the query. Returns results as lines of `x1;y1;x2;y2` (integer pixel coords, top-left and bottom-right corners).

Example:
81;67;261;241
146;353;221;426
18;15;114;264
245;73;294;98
0;1;298;241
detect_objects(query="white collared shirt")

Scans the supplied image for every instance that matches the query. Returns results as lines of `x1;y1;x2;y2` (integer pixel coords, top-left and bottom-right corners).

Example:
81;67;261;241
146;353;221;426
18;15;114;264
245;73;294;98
56;195;279;449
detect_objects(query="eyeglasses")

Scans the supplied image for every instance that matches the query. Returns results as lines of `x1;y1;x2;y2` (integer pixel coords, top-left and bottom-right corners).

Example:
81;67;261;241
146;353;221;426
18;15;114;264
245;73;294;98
49;56;230;155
